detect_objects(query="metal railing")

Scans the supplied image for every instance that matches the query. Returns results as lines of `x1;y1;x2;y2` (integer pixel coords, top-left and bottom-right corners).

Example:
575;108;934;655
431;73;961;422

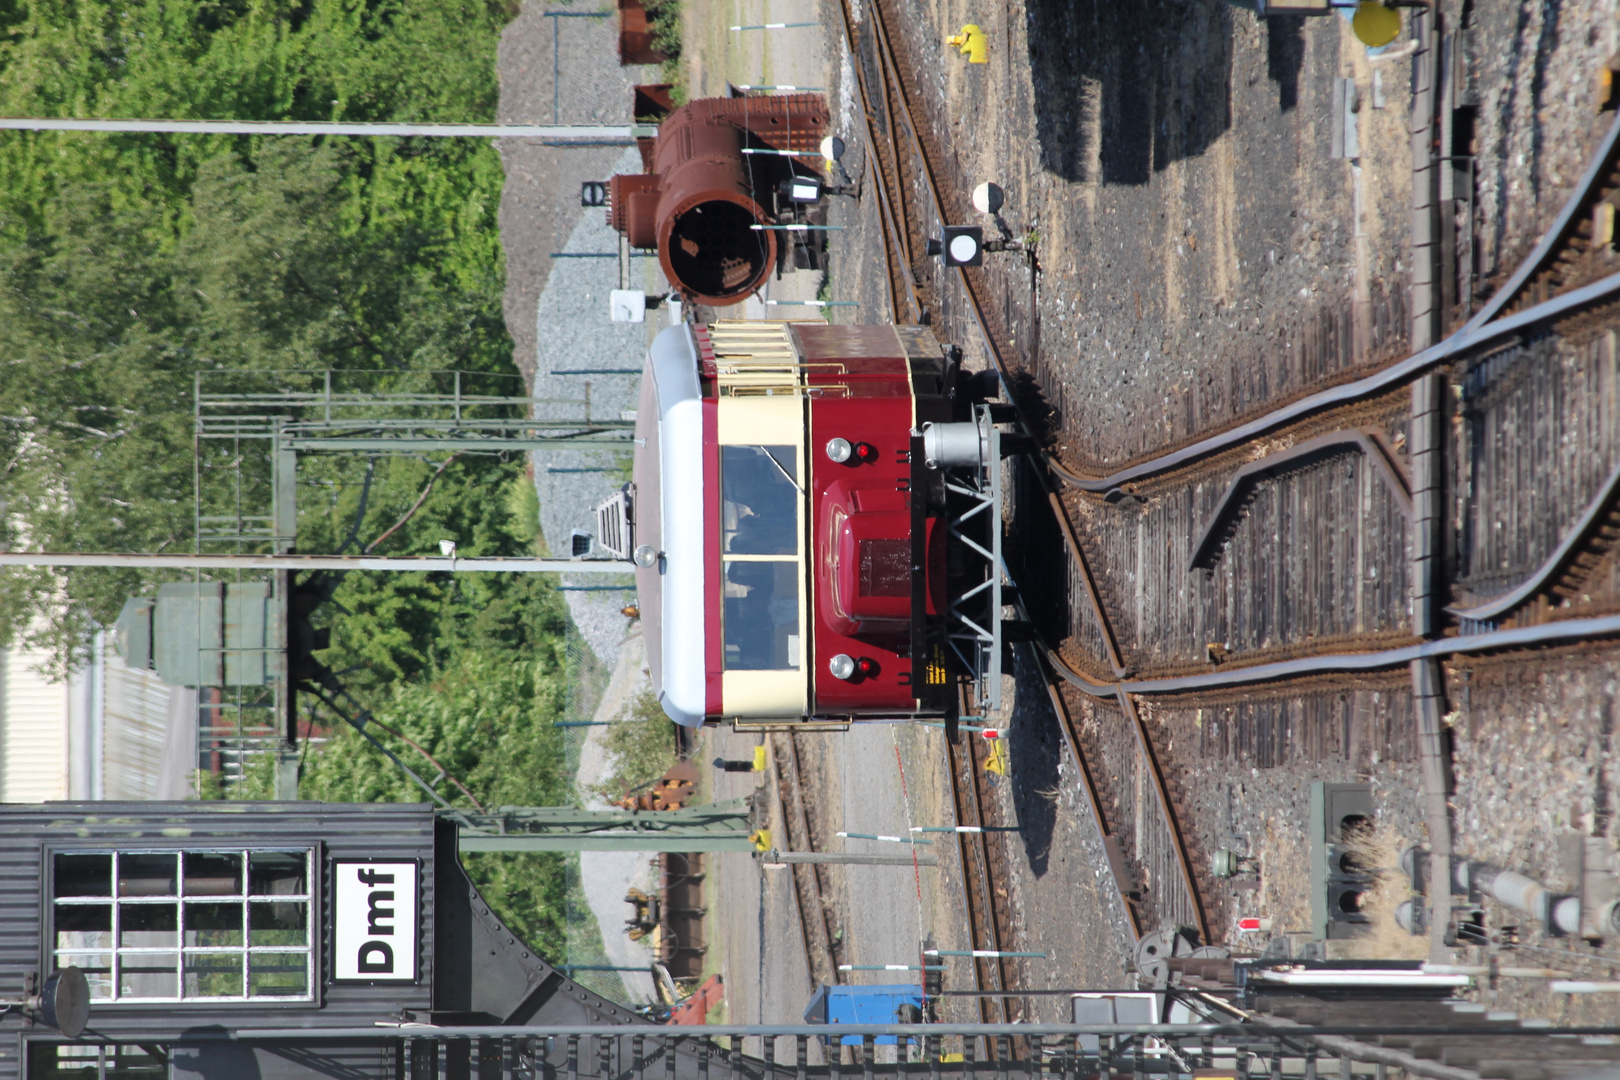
54;1019;1620;1080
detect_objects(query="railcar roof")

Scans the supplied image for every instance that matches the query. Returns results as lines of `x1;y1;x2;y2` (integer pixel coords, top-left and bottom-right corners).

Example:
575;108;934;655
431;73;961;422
633;324;707;727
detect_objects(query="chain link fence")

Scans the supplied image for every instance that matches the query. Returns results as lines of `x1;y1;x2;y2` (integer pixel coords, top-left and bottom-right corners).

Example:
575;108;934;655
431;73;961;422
557;620;649;1006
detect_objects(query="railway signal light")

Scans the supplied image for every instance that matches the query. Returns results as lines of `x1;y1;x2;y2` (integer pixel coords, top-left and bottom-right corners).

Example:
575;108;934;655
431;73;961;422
927;225;984;267
971;182;1004;215
780;175;822;203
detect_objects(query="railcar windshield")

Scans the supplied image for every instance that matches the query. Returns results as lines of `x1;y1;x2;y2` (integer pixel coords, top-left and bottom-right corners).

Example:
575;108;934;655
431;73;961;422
721;445;802;670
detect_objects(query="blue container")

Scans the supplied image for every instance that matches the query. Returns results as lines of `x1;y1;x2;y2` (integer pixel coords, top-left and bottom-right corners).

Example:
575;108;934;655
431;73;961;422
803;984;924;1045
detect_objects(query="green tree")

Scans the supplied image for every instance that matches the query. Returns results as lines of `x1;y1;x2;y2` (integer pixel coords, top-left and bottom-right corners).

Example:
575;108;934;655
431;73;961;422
299;643;573;960
0;0;515;665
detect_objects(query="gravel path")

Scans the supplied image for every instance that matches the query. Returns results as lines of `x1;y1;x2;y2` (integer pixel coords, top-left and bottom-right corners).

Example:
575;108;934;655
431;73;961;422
496;3;672;665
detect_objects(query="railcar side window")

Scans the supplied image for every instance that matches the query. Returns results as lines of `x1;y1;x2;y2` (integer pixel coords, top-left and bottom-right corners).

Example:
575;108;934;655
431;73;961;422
721;445;802;670
51;848;314;1003
721;446;798;554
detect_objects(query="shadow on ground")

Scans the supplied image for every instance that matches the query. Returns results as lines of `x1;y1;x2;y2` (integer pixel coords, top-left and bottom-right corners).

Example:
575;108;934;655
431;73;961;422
1001;456;1071;877
1007;647;1063;877
1025;0;1238;184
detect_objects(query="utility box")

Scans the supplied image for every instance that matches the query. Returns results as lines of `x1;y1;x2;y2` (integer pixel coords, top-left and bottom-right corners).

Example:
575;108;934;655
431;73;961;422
804;984;923;1045
1309;782;1375;940
113;582;273;687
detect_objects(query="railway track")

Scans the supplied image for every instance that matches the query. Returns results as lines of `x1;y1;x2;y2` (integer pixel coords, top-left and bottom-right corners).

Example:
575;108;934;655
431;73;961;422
770;732;842;989
827;0;1049;1019
828;0;1211;965
831;0;1620;978
943;721;1022;1024
771;725;1027;1027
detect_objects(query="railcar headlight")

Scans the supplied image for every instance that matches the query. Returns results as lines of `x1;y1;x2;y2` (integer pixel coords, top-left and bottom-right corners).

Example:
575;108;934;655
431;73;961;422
825;437;853;463
828;654;857;680
632;545;662;568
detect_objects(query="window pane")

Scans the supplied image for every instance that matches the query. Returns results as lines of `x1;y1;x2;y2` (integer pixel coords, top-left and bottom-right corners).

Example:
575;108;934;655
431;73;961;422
722;446;798;555
250;901;308;947
249;953;309;998
54;955;112;1002
183;852;242;896
107;1046;168;1078
27;1044;167;1080
118;903;177;948
53;854;111;898
118;854;176;898
183;952;243;998
723;561;801;670
185;902;244;947
55;903;111;951
249;851;307;896
117;952;178;999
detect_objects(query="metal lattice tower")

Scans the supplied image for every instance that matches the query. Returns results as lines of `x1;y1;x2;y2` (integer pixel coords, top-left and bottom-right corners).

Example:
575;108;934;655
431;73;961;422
189;368;636;790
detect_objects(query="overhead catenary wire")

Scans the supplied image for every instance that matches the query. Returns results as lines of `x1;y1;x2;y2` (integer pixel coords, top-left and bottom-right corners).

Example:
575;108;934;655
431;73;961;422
0;116;642;141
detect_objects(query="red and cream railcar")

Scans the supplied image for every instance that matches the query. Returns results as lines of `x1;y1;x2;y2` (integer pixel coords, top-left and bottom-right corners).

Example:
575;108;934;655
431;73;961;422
606;320;1014;728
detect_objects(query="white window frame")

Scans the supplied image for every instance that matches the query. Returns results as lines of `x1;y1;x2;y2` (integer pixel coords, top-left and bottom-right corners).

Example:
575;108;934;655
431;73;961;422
51;847;316;1004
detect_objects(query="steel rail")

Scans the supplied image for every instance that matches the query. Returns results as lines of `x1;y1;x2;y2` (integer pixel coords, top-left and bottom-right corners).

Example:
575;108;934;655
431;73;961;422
1447;453;1620;622
1042;612;1620;697
1186;428;1413;573
771;732;841;988
834;0;1212;949
944;730;1015;1023
827;0;922;322
1050;268;1620;493
1115;687;1210;943
1044;108;1620;492
1461;108;1620;331
1033;661;1143;943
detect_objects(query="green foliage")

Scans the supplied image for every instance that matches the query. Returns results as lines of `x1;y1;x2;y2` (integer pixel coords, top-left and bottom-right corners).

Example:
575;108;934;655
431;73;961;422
296;467;566;692
300;644;572;959
0;0;514;668
589;690;679;803
642;0;684;94
0;0;582;964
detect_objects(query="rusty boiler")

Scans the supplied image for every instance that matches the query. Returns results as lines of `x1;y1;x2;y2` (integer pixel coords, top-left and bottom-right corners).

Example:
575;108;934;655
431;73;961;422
608;94;831;307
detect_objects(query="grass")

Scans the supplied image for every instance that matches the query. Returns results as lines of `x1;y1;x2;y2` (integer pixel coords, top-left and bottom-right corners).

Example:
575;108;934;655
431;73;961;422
1332;821;1429;960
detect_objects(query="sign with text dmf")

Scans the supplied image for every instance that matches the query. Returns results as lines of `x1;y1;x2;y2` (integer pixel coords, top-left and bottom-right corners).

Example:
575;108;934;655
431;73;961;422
332;859;420;983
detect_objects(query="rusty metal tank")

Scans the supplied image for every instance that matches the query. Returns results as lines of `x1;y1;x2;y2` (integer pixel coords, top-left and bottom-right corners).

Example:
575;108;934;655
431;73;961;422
608;95;830;306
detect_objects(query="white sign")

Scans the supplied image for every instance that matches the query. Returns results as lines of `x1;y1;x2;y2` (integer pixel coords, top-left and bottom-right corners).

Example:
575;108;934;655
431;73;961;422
332;860;419;982
610;289;647;323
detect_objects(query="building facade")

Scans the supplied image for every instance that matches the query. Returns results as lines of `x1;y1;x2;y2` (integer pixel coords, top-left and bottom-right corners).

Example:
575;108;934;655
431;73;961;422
0;801;642;1080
